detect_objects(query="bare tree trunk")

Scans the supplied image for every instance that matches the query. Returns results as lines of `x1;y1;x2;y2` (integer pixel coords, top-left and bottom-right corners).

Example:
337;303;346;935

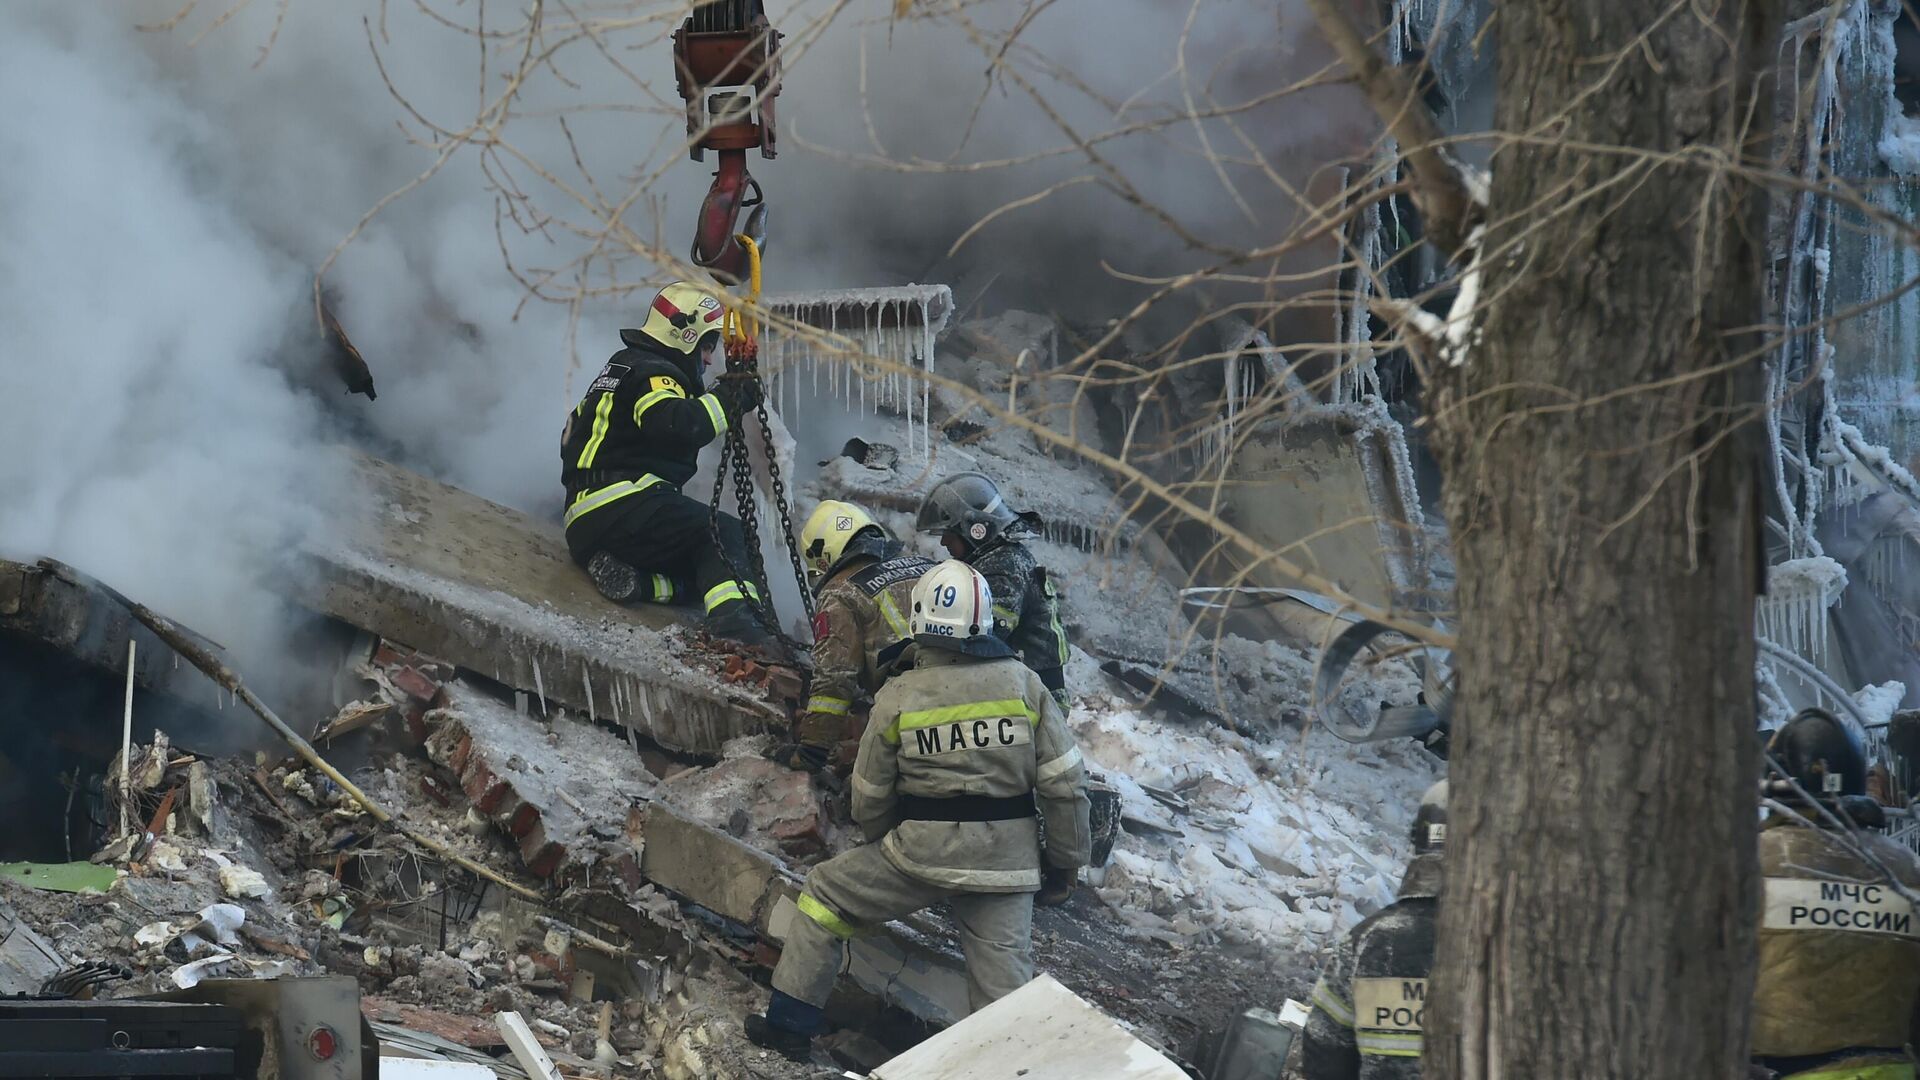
1424;2;1780;1077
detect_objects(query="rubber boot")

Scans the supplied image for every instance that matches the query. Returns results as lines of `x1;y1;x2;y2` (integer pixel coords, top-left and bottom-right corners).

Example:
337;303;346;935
745;989;825;1062
586;552;641;604
765;742;830;773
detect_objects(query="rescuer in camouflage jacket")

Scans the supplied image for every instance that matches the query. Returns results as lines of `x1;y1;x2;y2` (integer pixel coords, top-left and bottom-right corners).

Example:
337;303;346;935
916;472;1071;711
776;500;933;770
1299;781;1446;1079
1750;709;1920;1080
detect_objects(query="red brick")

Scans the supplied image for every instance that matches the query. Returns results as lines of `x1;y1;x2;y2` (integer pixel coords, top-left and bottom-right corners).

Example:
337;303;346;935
507;802;541;839
771;813;825;858
372;643;416;668
390;666;441;704
448;731;473;774
523;840;566;879
418;776;452;807
751;941;782;968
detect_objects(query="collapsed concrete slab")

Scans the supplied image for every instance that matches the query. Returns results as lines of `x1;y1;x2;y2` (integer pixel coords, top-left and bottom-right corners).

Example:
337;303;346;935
1221;402;1435;615
868;973;1187;1080
0;557;227;714
296;451;781;756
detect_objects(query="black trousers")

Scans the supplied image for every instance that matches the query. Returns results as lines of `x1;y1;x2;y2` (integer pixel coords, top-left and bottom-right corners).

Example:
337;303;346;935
567;488;756;613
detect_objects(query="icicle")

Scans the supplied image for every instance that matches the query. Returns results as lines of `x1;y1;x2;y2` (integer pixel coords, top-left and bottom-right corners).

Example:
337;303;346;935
531;659;547;717
583;667;597;724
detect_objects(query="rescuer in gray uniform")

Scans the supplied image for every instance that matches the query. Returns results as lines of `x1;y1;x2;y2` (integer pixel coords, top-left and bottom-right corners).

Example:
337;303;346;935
745;559;1092;1059
1299;780;1446;1078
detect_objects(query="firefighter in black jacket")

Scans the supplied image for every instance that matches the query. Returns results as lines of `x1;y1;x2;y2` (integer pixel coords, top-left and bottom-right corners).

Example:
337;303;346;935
560;281;768;644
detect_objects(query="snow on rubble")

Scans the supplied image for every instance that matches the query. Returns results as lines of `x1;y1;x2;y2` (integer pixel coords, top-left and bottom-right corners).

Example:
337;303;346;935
1072;690;1438;965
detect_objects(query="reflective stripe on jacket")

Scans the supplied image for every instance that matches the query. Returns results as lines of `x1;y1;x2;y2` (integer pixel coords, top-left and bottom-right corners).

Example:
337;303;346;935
807;554;935;716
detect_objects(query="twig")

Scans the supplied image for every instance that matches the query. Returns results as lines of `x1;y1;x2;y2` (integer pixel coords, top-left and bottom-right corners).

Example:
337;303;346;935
1302;0;1478;255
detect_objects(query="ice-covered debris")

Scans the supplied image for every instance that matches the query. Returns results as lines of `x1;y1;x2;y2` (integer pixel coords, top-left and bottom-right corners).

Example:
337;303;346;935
1880;108;1920;176
1855;680;1907;729
1759;555;1848;663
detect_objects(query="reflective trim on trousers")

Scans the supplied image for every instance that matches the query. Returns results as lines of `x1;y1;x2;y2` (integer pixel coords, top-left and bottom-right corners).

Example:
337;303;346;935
564;475;666;528
703;579;761;613
806;696;851;715
795;893;856;939
881;832;1042;890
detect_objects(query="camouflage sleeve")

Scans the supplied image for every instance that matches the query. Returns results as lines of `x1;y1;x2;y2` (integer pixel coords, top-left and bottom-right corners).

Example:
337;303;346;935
805;590;863;718
1031;673;1091;869
976;550;1029;642
851;687;902;843
1298;933;1361;1080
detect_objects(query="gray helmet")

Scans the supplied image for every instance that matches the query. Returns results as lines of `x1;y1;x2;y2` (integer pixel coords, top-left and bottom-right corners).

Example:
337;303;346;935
916;472;1020;549
1411;780;1447;855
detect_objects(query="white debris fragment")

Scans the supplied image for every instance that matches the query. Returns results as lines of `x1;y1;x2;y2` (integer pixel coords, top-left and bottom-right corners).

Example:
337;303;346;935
171;953;238;989
218;865;271;899
147;840;189;873
1881;107;1920;177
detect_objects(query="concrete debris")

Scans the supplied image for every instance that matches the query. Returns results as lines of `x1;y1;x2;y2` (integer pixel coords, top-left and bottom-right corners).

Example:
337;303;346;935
870;974;1188;1079
218;865;271;899
295;451;784;757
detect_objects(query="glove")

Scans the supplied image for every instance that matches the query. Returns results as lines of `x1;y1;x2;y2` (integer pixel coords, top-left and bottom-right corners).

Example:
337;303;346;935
714;374;765;417
1036;863;1078;907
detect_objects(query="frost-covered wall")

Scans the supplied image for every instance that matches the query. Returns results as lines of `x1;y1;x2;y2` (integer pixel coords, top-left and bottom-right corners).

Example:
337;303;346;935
1825;1;1920;460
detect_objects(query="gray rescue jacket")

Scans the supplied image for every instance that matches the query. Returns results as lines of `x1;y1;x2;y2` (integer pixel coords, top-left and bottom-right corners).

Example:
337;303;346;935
1299;854;1442;1079
850;649;1091;892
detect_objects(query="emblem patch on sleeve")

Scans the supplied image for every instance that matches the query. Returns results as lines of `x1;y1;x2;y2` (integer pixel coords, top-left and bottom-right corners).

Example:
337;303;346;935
649;375;686;396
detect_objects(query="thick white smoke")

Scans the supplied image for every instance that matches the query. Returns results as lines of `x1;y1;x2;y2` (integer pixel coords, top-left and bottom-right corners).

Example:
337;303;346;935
0;0;1360;667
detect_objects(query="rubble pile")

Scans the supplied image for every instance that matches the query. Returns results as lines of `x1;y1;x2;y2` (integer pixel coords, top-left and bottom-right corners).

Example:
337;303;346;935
0;299;1447;1076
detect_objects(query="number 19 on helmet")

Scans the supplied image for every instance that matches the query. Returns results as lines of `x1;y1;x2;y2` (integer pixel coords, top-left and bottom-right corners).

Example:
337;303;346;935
911;560;992;643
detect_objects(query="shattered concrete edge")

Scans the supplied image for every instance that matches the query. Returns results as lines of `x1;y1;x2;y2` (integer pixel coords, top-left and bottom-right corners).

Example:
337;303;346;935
421;699;973;1028
290;451;782;756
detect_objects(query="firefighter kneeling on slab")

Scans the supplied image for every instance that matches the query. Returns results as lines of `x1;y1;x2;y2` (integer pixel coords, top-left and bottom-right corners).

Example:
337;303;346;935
558;280;771;647
1749;708;1920;1080
1299;780;1445;1079
745;559;1092;1059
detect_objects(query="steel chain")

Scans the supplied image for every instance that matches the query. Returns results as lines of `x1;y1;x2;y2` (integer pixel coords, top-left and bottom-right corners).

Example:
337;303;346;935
706;352;809;654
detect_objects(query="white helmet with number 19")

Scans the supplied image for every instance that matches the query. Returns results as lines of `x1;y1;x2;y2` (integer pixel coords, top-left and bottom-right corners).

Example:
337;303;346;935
910;560;1014;658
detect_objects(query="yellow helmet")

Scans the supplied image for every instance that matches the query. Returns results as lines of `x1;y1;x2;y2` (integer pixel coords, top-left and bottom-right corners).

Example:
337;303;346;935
801;501;890;583
633;281;727;355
